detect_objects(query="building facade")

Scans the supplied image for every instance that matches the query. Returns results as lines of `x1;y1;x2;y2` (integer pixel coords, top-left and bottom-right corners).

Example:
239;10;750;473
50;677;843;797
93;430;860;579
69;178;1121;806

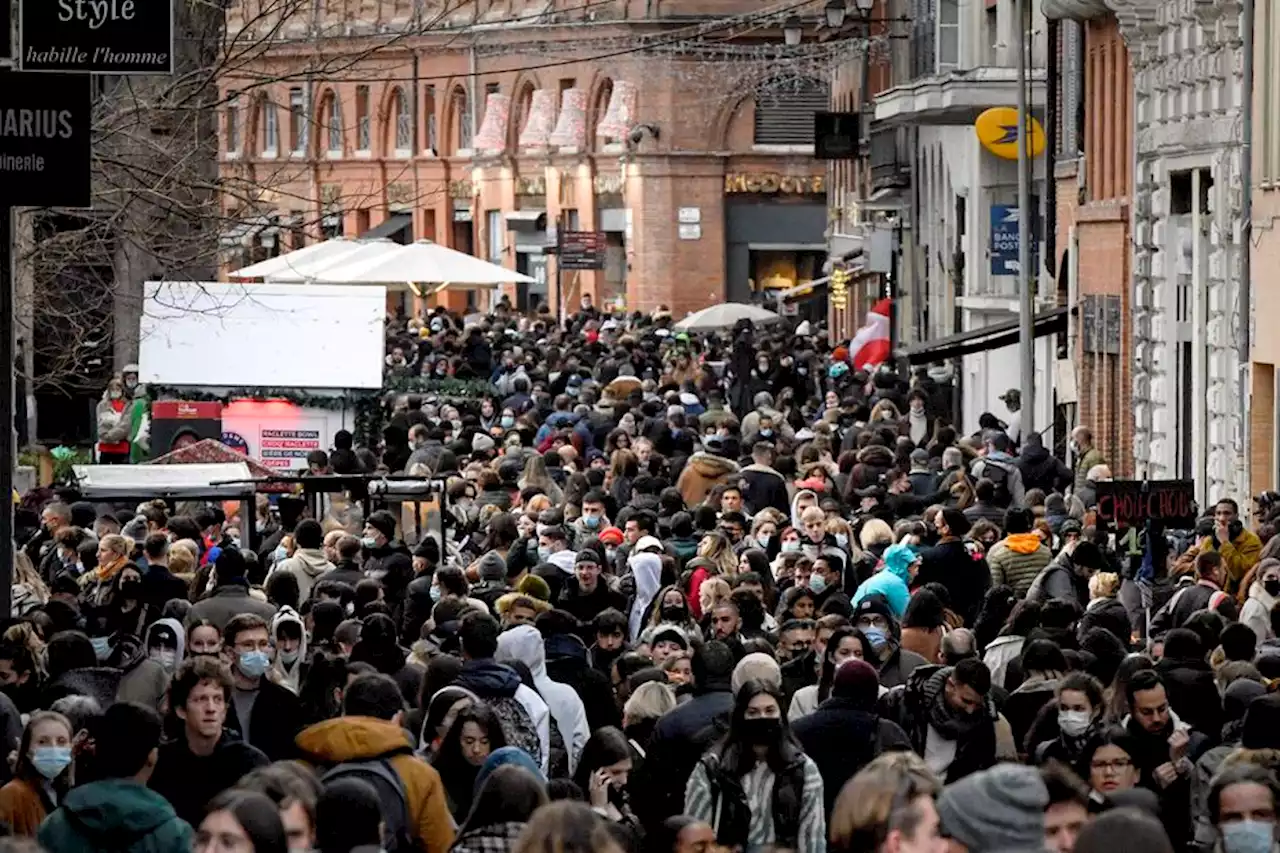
853;0;1055;435
217;0;850;316
1047;5;1136;477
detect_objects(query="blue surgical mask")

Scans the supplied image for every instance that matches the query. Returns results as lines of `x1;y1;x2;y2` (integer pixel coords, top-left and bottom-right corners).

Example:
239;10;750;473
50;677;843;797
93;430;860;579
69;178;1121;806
361;536;377;549
583;515;601;529
834;533;849;549
501;415;515;428
781;540;800;553
1221;820;1277;853
756;533;772;550
90;636;111;661
237;650;271;678
273;546;289;563
538;546;552;563
430;585;442;602
808;574;827;594
30;746;73;780
862;627;888;650
760;428;773;438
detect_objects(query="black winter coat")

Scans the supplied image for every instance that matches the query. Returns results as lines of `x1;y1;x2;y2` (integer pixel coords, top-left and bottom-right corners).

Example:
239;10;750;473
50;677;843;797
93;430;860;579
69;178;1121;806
633;688;734;828
917;538;991;627
878;666;998;783
149;730;268;827
1155;656;1223;745
791;698;912;817
363;541;414;615
225;678;304;762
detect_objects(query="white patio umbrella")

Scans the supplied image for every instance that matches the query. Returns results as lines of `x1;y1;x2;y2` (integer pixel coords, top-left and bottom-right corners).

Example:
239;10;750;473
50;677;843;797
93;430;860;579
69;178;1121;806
228;238;371;280
308;239;536;289
674;302;782;332
259;239;403;283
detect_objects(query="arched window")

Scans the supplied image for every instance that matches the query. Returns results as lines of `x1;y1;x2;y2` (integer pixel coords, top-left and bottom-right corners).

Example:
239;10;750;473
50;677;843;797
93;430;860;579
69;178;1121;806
321;90;343;154
753;77;829;146
392;87;411;153
450;86;470;153
590;78;612;151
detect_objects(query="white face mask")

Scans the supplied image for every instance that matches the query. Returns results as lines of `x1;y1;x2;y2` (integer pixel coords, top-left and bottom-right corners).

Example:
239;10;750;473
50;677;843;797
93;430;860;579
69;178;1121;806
1057;709;1092;737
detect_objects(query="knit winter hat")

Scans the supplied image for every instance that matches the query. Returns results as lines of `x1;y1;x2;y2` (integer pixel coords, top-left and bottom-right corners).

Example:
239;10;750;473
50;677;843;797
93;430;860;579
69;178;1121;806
731;652;781;695
477;551;507;582
937;764;1048;853
831;658;880;710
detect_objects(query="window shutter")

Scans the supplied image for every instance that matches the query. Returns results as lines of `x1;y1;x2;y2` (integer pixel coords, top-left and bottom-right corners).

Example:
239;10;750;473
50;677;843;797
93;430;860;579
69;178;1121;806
753;79;830;145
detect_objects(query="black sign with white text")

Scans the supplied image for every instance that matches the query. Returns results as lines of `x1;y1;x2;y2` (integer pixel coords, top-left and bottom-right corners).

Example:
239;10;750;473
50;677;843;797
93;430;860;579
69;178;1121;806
20;0;173;74
0;0;10;60
0;72;92;207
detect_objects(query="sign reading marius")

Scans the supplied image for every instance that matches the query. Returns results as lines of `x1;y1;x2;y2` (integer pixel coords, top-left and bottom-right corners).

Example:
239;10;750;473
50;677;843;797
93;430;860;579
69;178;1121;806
20;0;174;74
0;71;92;207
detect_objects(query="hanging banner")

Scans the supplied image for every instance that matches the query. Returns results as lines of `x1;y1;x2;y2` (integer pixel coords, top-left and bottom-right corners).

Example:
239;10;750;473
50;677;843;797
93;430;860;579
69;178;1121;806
0;72;92;207
20;0;174;74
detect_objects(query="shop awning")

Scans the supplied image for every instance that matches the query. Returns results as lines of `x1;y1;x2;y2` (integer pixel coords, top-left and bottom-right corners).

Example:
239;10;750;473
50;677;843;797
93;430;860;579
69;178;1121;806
903;306;1069;365
505;210;547;231
360;213;413;242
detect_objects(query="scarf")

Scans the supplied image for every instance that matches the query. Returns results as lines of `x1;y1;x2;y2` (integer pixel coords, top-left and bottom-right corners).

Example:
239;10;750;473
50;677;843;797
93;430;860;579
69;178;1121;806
95;555;127;583
922;666;988;740
908;410;929;444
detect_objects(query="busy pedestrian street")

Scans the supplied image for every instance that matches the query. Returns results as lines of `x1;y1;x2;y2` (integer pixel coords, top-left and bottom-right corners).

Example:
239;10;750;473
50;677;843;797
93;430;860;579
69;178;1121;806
0;0;1276;850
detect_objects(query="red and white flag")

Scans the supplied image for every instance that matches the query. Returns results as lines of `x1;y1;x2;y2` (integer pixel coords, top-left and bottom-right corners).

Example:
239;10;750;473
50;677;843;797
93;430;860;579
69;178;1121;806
848;298;891;369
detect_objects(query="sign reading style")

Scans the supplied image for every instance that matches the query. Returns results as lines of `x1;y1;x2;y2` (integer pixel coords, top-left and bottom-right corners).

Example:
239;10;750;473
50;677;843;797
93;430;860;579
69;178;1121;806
21;0;174;73
0;72;92;207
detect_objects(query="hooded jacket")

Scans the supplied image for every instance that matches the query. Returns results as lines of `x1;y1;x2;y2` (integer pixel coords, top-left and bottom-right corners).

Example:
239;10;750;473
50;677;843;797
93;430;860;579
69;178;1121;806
38;778;193;853
628;553;663;642
270;607;308;694
296;716;456;853
987;534;1052;598
143;618;186;673
496;626;590;775
453;660;551;775
852;544;914;618
272;548;334;603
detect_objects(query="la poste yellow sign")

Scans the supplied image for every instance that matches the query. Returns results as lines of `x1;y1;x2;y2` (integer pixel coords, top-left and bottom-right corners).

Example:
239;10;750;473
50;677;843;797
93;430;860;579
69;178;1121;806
975;107;1046;160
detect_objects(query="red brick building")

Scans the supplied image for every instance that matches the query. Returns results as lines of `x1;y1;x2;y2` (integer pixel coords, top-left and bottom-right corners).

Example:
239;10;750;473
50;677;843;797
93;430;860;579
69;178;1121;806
1052;14;1134;475
218;0;836;316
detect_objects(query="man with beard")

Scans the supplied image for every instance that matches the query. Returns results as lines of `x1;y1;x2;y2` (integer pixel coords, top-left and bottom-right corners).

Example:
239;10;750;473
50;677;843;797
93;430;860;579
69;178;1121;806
1124;668;1208;850
879;657;1001;783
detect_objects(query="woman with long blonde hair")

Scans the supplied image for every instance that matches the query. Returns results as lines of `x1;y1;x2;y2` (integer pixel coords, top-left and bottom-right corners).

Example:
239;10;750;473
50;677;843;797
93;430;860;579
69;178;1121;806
696;531;738;577
519;453;563;504
11;550;47;617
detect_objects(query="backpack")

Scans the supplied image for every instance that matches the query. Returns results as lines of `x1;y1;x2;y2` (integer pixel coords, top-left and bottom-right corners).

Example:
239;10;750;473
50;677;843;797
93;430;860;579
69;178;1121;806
489;696;543;768
983;458;1014;507
321;756;414;852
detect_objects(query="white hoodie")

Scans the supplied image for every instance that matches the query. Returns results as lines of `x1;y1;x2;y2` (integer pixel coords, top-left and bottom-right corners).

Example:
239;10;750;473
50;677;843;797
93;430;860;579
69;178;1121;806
628;553;663;643
496;625;590;775
271;607;308;695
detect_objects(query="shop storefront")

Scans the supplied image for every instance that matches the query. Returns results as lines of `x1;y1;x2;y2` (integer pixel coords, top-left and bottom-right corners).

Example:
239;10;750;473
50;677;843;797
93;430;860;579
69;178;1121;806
723;173;827;304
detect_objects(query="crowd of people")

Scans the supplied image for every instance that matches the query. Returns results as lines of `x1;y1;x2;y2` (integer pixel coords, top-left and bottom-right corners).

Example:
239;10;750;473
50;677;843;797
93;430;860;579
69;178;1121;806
10;295;1280;853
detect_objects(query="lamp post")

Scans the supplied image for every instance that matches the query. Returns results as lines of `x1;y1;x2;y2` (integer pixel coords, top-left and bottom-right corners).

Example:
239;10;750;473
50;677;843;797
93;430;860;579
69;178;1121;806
824;0;847;28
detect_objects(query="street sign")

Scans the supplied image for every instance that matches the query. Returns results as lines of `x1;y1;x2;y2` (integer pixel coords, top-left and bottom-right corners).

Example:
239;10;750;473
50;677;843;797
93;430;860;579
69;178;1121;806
559;230;607;270
20;0;173;74
0;72;92;207
989;204;1040;277
990;205;1019;276
814;111;859;160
